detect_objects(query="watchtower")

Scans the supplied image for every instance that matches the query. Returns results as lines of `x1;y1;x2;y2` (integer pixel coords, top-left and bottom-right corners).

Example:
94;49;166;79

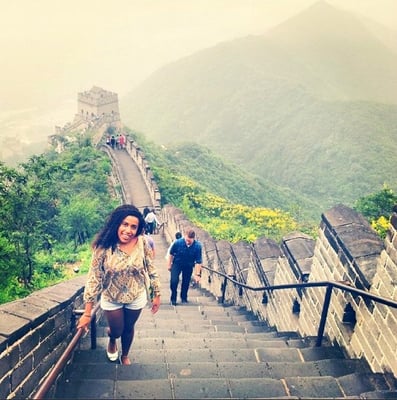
77;86;120;122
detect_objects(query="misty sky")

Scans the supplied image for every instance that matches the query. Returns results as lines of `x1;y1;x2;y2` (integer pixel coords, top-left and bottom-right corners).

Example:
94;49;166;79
0;0;396;147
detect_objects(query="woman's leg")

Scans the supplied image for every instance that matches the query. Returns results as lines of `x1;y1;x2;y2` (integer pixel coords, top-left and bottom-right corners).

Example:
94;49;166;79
104;308;124;353
120;308;142;364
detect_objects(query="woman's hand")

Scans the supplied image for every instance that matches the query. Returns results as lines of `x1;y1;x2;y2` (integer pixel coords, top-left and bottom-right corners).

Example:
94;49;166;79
151;295;161;314
77;314;91;332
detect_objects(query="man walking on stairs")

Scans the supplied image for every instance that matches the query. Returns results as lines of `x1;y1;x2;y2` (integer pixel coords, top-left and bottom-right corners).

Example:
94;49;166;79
167;227;202;305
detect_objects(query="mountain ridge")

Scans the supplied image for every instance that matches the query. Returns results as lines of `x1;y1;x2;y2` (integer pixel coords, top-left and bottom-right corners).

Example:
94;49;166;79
120;1;397;213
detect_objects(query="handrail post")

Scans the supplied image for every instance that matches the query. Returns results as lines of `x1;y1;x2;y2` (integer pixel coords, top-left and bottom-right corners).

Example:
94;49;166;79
220;276;227;304
316;283;333;347
91;314;97;349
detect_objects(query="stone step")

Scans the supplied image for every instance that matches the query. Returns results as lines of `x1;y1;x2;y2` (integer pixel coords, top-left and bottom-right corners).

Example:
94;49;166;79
56;361;397;399
92;324;300;342
55;251;397;399
72;334;379;379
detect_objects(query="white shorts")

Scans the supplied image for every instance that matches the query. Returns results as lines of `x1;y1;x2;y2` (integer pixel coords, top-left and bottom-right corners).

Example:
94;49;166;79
100;290;147;311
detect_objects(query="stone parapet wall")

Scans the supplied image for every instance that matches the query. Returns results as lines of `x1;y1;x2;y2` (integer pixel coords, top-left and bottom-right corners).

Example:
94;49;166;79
161;203;397;377
368;213;397;374
0;276;86;399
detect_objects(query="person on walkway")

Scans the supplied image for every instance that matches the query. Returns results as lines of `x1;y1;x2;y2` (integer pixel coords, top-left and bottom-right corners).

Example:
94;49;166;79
143;224;156;258
167;228;202;305
77;204;161;365
119;133;126;149
165;231;182;262
110;135;116;149
143;207;150;219
144;209;160;234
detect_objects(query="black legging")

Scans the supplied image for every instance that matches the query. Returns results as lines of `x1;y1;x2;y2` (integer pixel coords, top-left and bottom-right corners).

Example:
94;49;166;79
105;307;142;358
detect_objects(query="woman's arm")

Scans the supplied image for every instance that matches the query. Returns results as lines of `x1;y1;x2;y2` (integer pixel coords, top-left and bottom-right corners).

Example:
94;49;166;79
77;248;105;330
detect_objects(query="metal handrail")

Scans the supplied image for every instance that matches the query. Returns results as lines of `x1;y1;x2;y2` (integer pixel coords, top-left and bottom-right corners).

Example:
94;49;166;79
32;303;101;400
201;265;397;346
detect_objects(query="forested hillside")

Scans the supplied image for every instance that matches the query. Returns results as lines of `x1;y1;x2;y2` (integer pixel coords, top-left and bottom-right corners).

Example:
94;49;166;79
135;137;320;221
0;139;116;303
121;1;397;215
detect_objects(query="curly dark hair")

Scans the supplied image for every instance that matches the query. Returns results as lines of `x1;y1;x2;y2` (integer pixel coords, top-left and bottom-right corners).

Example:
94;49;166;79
92;204;145;251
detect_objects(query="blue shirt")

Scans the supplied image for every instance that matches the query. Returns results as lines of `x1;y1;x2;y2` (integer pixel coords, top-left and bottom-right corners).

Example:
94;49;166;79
169;238;202;268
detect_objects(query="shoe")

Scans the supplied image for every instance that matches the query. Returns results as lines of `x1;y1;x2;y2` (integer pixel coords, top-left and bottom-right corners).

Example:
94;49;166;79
170;300;177;306
107;349;118;361
107;342;118;362
181;299;188;304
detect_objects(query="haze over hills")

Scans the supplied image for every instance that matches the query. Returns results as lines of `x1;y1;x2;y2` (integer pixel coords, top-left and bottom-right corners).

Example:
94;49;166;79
121;1;397;214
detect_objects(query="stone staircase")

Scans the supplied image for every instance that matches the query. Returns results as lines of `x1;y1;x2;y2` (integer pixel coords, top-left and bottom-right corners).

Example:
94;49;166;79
53;235;397;399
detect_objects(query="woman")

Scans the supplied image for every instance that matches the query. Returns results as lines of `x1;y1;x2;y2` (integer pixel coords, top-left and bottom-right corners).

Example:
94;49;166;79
77;204;161;365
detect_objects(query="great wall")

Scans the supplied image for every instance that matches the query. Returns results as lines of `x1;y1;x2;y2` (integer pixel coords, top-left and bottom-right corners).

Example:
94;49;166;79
0;87;396;398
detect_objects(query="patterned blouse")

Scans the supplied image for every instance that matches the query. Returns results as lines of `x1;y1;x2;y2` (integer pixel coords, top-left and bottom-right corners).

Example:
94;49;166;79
83;235;161;304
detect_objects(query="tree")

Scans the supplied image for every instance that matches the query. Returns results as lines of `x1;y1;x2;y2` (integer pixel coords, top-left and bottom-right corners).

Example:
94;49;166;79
59;196;102;248
354;185;397;238
0;157;60;285
354;185;397;220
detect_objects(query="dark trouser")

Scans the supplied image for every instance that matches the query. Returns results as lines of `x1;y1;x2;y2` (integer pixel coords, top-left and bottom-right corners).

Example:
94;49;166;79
170;263;193;302
146;222;155;234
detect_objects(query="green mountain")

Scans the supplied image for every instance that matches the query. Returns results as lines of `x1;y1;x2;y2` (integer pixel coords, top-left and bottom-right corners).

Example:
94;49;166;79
141;140;321;222
121;1;397;214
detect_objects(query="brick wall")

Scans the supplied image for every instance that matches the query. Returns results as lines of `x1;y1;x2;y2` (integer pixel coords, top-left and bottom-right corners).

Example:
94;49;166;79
0;276;86;399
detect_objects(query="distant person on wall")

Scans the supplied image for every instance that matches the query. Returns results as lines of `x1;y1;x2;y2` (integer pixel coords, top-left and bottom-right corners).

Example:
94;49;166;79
110;135;116;149
165;231;182;262
144;209;160;235
167;228;202;305
143;224;156;258
119;134;126;149
77;204;161;365
143;207;150;219
116;134;123;149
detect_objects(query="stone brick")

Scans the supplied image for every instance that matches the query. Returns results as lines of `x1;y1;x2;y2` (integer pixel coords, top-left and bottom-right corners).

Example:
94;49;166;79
382;351;397;376
24;295;61;317
373;306;387;326
0;373;11;400
18;329;40;361
0;343;21;377
10;354;33;392
0;311;30;343
0;300;50;326
369;357;383;373
38;317;56;341
377;333;394;364
32;338;52;368
0;350;15;379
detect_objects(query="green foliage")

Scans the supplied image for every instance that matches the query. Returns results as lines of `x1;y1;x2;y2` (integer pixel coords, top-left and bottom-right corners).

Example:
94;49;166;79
354;185;397;238
58;195;103;248
126;131;315;242
0;277;31;304
0;235;21;291
181;189;298;243
354;185;397;220
0;140;116;303
131;132;320;224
